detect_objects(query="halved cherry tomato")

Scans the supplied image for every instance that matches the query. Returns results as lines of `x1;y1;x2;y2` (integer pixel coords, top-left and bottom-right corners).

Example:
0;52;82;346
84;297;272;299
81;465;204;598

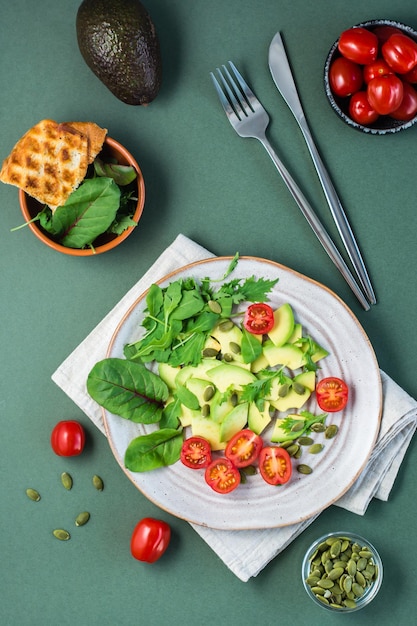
367;74;404;114
382;33;417;74
130;518;171;563
243;303;274;335
205;457;240;494
259;446;292;486
316;377;349;412
329;57;363;97
349;91;379;125
338;27;378;65
50;420;85;456
363;59;392;84
225;429;263;468
390;81;417;120
180;436;212;469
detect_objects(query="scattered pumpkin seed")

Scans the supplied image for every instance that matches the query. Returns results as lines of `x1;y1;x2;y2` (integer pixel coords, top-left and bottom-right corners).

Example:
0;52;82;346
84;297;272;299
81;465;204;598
223;353;233;362
308;443;324;455
60;472;73;490
297;464;313;474
26;488;41;502
75;511;91;527
201;403;210;418
286;443;300;457
53;529;70;541
297;436;314;446
293;382;306;395
208;300;222;314
278;383;290;397
325;424;339;439
92;475;104;491
311;422;326;433
229;341;241;354
202;348;219;358
218;319;234;332
203;385;215;402
290;420;305;433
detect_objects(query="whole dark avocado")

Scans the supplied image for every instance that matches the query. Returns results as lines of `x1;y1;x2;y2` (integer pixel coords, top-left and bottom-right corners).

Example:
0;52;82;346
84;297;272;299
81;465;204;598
76;0;162;105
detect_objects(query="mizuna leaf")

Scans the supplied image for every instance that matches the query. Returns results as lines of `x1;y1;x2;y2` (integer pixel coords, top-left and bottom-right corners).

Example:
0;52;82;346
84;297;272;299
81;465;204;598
87;358;169;423
53;177;121;248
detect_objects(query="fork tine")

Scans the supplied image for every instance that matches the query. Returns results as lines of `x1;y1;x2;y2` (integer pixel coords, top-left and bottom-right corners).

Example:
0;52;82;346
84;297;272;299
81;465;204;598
218;64;251;119
227;61;257;110
210;71;238;119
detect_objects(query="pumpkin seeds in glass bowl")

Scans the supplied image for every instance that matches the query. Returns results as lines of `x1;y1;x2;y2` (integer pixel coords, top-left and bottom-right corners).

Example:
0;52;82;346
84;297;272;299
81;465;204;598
301;531;383;612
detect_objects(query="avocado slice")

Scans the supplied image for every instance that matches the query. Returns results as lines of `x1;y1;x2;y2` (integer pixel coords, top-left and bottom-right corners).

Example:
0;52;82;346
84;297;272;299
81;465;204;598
76;0;162;105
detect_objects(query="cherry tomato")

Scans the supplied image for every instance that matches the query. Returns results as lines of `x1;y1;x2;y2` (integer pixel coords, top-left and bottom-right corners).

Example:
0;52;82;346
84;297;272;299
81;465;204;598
225;429;263;468
348;91;380;125
243;303;274;335
363;59;392;84
316;377;349;412
382;33;417;74
130;518;171;563
338;27;378;65
329;57;363;97
180;436;212;469
403;64;417;83
205;457;240;494
259;446;292;486
50;420;85;456
390;81;417;120
373;25;404;44
367;74;404;114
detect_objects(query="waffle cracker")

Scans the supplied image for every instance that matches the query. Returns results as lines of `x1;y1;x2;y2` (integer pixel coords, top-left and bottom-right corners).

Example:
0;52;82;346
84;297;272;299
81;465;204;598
0;119;107;209
64;121;108;164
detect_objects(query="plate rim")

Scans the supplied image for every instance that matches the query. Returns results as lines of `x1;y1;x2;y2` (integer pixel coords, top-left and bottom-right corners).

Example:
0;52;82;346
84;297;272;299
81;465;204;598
102;256;382;529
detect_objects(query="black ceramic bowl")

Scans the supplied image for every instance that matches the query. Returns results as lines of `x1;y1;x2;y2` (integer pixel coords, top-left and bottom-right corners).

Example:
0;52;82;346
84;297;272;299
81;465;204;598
324;19;417;134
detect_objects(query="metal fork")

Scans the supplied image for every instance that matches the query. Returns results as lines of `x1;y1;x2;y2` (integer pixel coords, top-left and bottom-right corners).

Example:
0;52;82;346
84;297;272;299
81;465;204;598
210;62;370;311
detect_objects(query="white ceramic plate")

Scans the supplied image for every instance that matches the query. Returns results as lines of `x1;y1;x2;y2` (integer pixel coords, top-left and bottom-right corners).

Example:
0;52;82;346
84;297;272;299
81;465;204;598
103;257;382;530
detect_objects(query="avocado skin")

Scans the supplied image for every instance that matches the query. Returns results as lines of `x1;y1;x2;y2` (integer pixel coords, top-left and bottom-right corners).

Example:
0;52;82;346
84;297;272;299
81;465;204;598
76;0;162;105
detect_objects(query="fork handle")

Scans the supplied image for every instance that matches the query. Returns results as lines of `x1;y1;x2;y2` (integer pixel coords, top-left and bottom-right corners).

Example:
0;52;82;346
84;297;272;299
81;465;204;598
297;117;376;304
258;134;370;310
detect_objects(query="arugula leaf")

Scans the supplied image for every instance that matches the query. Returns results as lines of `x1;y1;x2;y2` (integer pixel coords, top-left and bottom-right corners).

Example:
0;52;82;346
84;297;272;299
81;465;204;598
87;358;169;423
175;385;200;410
124;428;184;472
241;328;263;364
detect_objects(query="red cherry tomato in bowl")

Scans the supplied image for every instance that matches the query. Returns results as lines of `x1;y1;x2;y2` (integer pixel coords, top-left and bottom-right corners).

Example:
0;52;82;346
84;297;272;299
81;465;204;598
205;457;240;494
338;27;378;65
316;377;349;412
367;74;404;114
130;518;171;563
50;420;85;456
329;57;363;97
243;303;274;335
390;81;417;120
259;446;292;486
382;33;417;74
348;91;379;125
363;59;392;84
225;429;263;468
180;436;212;469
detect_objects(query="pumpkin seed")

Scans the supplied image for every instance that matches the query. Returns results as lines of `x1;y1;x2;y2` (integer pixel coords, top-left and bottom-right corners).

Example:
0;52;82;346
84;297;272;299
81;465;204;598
202;348;219;358
75;511;90;527
308;443;324;454
343;598;357;609
218;319;234;332
318;578;334;589
286;444;300;457
53;529;70;541
290;420;305;432
203;385;215;402
26;488;41;502
92;475;104;491
223;353;233;362
278;383;289;397
297;436;314;446
229;341;241;354
325;424;339;439
61;472;73;490
201;404;211;417
297;464;313;474
311;423;326;433
208;300;222;314
293;382;306;395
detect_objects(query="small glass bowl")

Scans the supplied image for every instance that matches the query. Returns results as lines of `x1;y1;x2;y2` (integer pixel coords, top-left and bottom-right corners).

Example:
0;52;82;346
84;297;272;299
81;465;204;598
324;19;417;134
302;531;383;612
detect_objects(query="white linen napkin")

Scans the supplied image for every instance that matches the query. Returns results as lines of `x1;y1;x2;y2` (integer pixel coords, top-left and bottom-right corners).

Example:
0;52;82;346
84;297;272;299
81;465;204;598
52;234;417;581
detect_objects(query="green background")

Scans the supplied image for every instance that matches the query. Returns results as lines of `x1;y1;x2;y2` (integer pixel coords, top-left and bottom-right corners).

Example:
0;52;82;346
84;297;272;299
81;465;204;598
1;1;416;624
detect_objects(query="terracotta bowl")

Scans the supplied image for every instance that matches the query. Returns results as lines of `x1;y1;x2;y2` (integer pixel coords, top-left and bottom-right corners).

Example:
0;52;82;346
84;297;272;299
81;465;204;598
19;136;145;255
324;19;417;134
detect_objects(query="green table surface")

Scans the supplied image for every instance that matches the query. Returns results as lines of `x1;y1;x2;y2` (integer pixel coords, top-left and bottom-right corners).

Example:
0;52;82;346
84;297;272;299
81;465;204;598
1;1;416;624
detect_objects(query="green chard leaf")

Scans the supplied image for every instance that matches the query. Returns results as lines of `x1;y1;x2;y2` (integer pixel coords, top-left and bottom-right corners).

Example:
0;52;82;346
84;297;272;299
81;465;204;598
87;358;169;423
124;428;184;472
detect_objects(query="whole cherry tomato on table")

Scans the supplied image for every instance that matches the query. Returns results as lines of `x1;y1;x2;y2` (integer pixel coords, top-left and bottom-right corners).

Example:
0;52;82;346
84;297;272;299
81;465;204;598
130;518;171;563
205;457;240;494
349;91;379;125
259;446;292;486
50;420;85;456
367;74;404;115
225;429;263;468
382;33;417;74
329;57;363;97
243;303;274;335
338;27;378;64
390;82;417;120
316;377;349;412
180;436;212;469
